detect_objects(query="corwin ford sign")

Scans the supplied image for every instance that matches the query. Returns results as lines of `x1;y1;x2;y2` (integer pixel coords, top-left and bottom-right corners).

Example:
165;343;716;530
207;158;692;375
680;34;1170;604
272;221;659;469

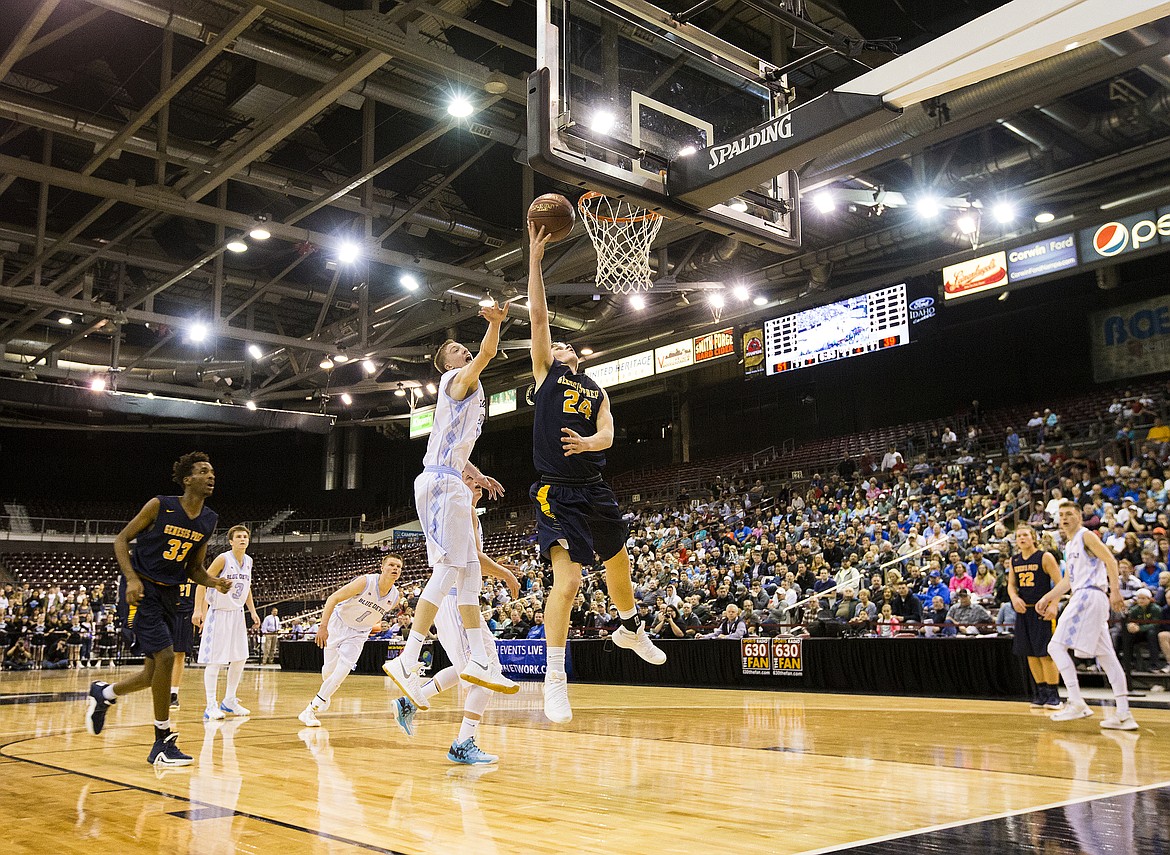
1090;294;1170;382
1078;207;1170;261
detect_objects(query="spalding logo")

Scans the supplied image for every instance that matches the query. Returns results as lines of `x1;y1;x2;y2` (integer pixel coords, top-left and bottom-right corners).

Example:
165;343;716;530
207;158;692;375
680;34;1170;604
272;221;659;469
909;296;936;324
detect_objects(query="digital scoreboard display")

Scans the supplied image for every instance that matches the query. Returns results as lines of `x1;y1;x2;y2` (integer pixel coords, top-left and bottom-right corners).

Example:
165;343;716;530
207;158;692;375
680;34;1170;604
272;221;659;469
763;283;910;375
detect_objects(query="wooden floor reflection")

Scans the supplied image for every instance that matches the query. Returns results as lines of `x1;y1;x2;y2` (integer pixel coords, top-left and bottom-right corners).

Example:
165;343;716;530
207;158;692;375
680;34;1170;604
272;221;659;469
1;668;1168;854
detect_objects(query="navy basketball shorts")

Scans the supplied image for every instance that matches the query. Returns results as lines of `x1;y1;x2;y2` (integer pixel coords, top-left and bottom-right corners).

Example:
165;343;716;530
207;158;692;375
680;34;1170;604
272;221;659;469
125;576;180;657
172;610;195;656
531;479;628;565
1013;607;1054;658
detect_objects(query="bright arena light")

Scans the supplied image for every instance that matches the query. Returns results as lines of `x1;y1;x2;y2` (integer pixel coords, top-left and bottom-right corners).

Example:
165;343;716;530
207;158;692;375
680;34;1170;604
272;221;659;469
813;191;835;213
629;294;645;310
247;344;263;360
580;347;594;356
394;386;407;397
753;295;768;306
225;238;248;253
362;359;377;374
245;400;257;411
590;111;615;134
333;352;349;364
249;226;271;241
319;356;334;370
447;97;473;118
729;199;749;212
425;382;437;395
337;241;361;265
957;215;977;235
401;274;420;291
478;297;495;307
915;195;941;218
188;323;208;343
340;392;353;406
709;293;725;310
1035;211;1055;224
992;202;1016;224
677;145;697;157
58;315;73;326
733;285;750;301
89;376;107;391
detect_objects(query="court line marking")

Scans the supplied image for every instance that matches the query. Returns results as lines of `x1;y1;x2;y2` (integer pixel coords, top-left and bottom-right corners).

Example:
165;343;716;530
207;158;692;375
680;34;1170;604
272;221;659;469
0;736;411;855
791;778;1170;855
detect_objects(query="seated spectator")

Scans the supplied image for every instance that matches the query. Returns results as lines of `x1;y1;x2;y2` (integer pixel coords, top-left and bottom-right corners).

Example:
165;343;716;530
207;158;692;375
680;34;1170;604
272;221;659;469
946;589;993;635
1136;549;1167;589
5;637;32;671
849;589;877;634
526;610;546;640
922;595;953;638
1117;589;1162;672
995;599;1017;635
892;581;925;624
949;565;975;595
875;604;900;637
700;605;748;640
972;564;998;599
676;603;702;637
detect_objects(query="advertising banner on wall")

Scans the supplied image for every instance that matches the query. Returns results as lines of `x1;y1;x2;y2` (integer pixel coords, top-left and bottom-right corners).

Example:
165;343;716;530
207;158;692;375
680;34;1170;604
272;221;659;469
655;338;694;373
1078;206;1170;262
488;388;516;416
409;407;435;439
693;327;735;362
742;326;765;378
1008;233;1077;282
942;251;1007;299
1090;294;1170;382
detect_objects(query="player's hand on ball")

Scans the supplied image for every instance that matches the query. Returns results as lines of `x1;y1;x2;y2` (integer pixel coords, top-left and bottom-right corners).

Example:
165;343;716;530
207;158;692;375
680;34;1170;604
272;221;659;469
125;578;144;605
315;626;328;648
562;427;590;456
528;221;551;261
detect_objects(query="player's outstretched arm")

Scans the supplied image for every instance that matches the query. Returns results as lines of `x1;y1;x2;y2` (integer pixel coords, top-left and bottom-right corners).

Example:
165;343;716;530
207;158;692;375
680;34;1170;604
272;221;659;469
449;301;507;400
462;461;505;500
527;222;554;388
114;498;160;604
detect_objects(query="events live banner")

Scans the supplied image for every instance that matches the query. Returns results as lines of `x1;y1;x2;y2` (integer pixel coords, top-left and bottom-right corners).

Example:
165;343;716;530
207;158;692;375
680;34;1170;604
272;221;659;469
280;638;569;680
1090;293;1170;382
569;638;1027;698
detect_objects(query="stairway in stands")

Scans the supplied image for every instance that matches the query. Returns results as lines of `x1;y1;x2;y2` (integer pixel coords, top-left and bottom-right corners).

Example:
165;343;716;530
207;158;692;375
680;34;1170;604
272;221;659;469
3;502;33;534
256;507;296;535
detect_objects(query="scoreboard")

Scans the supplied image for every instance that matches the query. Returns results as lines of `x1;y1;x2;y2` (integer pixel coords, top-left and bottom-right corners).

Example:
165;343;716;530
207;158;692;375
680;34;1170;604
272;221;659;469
764;283;910;375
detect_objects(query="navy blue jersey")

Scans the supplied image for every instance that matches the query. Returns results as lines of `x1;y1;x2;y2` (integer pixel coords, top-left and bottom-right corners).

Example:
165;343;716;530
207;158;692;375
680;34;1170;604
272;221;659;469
1010;550;1053;605
533;360;606;480
130;495;217;586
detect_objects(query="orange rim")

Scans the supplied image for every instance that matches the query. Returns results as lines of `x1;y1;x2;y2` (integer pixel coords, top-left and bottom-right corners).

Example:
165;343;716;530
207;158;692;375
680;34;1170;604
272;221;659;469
578;190;662;224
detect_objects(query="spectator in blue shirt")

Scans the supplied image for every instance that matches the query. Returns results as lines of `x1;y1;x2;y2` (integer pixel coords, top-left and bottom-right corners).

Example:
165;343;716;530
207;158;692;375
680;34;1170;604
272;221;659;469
1137;550;1167;589
526;610;546;639
1101;475;1123;505
921;570;952;607
1005;428;1020;456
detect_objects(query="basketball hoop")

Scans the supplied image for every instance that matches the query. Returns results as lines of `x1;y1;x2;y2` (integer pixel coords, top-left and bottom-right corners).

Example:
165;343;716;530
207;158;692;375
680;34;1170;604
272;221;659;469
579;191;664;294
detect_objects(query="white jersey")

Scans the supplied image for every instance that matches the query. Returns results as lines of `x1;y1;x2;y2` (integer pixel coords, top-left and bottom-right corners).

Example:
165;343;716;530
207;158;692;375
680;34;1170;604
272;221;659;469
335;574;401;631
206;551;252;611
422;369;486;472
1063;527;1107;592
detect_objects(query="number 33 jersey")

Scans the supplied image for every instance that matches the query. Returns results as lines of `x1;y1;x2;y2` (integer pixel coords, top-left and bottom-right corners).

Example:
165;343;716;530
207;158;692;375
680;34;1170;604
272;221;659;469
131;495;218;586
336;574;401;631
533;359;606;480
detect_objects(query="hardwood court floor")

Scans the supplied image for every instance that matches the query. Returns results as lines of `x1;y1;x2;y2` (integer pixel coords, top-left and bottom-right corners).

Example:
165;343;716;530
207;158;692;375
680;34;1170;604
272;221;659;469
1;668;1168;855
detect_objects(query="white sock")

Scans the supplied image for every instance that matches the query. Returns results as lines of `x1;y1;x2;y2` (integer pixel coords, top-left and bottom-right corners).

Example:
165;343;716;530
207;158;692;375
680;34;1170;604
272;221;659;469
458;717;479;743
204;665;221;706
547;646;566;676
225;660;245;701
467;625;489;663
310;694;327;711
617;606;636;620
154;719;171;731
170;685;179;695
1097;649;1131;717
102;684;117;701
400;631;426;668
1048;643;1086;707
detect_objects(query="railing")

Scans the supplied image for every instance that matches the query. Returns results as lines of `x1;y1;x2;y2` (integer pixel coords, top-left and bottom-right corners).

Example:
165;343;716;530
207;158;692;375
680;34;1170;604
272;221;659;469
0;514;364;544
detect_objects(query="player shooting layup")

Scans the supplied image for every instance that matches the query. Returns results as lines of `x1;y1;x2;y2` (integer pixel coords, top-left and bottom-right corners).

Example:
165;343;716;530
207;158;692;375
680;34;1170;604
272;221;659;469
527;223;665;724
384;301;517;708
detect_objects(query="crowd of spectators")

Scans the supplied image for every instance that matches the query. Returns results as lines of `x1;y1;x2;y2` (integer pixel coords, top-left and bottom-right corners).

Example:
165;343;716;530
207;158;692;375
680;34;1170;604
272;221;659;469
0;582;124;670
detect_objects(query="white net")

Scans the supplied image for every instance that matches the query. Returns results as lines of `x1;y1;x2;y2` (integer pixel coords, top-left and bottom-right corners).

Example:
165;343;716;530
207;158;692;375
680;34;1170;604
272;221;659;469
578;191;665;294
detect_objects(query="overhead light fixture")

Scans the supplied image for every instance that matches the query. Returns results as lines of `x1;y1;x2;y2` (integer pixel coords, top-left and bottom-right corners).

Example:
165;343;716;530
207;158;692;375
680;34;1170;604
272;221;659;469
590;110;615;134
337;241;361;264
401;274;420;291
362;359;377;374
580;347;594;356
58;315;73;326
249;216;271;241
677;145;697;157
709;293;725;310
89;376;107;392
340;392;353;406
1035;211;1055;224
483;71;509;95
447;97;474;118
319;356;334;370
753;295;768;306
915;195;941;218
729;199;749;213
957;215;977;235
629;294;646;310
247;344;263;360
992;202;1016;224
226;238;248;253
478;296;495;307
733;285;750;302
146;392;155;399
245;399;257;411
394;385;407;397
813;191;835;214
333;351;350;364
188;323;209;343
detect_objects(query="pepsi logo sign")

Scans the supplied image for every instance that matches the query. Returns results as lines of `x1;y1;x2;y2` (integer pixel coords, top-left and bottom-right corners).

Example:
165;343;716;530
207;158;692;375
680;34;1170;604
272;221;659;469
1093;222;1129;257
1081;210;1170;259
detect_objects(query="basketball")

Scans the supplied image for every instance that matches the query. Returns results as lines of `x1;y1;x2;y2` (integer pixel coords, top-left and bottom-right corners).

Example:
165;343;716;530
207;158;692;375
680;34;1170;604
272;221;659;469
528;193;575;242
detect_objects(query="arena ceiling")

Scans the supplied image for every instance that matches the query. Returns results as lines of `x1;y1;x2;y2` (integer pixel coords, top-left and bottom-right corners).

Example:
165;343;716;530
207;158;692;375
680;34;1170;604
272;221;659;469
1;0;1170;431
